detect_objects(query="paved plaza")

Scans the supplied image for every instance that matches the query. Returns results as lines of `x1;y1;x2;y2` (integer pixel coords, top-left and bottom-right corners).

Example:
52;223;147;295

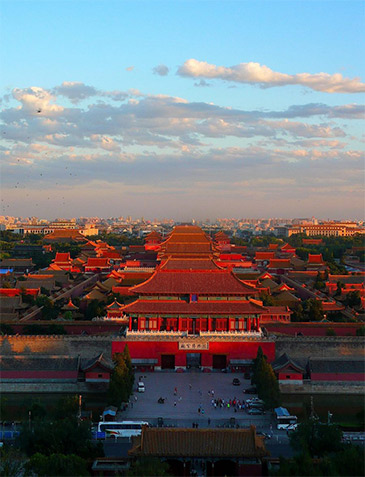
119;371;274;429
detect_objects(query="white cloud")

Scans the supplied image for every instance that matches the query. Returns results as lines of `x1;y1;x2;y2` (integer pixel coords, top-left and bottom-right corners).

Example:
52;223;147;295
177;59;365;93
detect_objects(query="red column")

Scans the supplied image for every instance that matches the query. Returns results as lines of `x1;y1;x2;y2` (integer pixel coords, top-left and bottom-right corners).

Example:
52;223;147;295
178;316;181;331
158;316;162;331
137;317;141;331
129;316;132;331
247;318;251;332
208;317;212;331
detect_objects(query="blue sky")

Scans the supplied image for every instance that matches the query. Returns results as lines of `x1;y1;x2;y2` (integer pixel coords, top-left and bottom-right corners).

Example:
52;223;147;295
1;0;364;220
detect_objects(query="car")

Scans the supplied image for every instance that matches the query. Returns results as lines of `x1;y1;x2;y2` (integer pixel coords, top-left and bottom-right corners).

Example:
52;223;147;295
244;387;257;394
137;382;145;392
232;378;241;386
247;408;263;415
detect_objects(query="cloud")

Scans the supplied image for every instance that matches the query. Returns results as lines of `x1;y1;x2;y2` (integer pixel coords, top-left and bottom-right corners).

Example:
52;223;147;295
152;64;169;76
53;82;99;103
177;59;365;93
126;66;135;71
194;79;211;88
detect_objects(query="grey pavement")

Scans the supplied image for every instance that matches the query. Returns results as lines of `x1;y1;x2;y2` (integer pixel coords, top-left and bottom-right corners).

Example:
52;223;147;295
118;371;275;429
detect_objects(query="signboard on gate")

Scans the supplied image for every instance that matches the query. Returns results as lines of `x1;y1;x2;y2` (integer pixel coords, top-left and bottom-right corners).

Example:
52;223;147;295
178;341;209;350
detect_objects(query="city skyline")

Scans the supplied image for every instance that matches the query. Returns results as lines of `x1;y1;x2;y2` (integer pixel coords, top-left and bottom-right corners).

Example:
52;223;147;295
1;1;364;220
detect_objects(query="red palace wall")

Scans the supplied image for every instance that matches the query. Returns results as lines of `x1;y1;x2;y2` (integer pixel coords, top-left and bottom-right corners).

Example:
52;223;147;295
112;340;275;367
265;322;362;336
0;371;78;379
311;373;364;382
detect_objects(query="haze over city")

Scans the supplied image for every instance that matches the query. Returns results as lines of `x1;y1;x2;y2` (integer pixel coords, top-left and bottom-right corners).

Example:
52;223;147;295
1;1;364;220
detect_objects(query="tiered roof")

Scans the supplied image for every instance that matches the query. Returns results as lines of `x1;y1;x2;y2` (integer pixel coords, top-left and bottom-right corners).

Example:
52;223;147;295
130;269;259;296
159;225;218;260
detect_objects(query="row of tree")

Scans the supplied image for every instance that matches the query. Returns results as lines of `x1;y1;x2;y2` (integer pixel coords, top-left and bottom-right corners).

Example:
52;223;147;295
271;419;365;476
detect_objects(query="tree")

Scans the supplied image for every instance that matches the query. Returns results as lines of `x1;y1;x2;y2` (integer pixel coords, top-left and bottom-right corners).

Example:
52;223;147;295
252;347;281;408
18;417;101;460
326;328;336;336
344;290;361;308
63;311;73;320
356;326;365;336
289;420;343;458
107;353;131;407
25;452;89;476
127;457;172;476
304;299;324;322
0;446;27;477
122;344;135;396
84;299;106;320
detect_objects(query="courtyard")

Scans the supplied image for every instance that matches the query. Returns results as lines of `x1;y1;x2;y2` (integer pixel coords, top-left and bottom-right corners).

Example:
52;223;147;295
118;371;274;429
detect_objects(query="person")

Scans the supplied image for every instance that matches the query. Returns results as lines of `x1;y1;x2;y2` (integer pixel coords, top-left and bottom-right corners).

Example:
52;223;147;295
174;401;177;407
174;387;177;395
189;383;192;390
208;418;211;426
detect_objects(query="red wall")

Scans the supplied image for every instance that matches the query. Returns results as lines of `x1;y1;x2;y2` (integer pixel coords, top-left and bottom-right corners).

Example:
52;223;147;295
265;322;362;336
278;372;303;380
85;371;110;380
311;373;364;381
112;340;275;366
0;371;78;379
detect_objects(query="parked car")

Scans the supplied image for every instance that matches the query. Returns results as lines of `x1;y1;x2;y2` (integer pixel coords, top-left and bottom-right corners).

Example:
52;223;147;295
137;382;145;392
232;378;241;386
244;387;257;394
247;408;263;415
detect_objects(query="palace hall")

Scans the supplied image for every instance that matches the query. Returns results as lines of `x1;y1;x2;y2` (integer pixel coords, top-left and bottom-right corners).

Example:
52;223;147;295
112;226;275;370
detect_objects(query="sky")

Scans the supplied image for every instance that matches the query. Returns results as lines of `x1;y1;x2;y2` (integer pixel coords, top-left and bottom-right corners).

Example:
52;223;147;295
0;0;364;221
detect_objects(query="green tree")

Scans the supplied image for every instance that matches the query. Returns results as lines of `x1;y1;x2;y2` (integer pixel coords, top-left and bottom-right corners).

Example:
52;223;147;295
122;344;135;396
326;328;336;336
304;299;324;322
19;417;101;459
356;326;365;336
107;353;130;407
0;446;27;477
344;290;361;307
25;452;89;476
84;299;106;320
289;420;343;458
252;347;281;408
63;311;73;320
127;457;172;476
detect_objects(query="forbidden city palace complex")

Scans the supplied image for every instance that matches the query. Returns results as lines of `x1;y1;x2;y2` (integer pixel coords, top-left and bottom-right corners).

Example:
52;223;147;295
112;225;275;370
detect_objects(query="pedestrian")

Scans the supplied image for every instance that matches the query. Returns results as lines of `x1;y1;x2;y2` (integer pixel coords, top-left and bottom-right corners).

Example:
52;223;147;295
174;401;177;407
174;387;177;395
134;395;138;402
189;383;192;390
208;418;211;426
198;407;201;414
211;390;214;397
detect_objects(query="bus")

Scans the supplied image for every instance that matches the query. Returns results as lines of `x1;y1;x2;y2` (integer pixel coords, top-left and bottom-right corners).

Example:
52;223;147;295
274;407;298;430
97;420;149;438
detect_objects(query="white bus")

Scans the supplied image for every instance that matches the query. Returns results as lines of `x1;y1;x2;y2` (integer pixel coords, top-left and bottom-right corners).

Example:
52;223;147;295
274;407;298;430
97;420;149;438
